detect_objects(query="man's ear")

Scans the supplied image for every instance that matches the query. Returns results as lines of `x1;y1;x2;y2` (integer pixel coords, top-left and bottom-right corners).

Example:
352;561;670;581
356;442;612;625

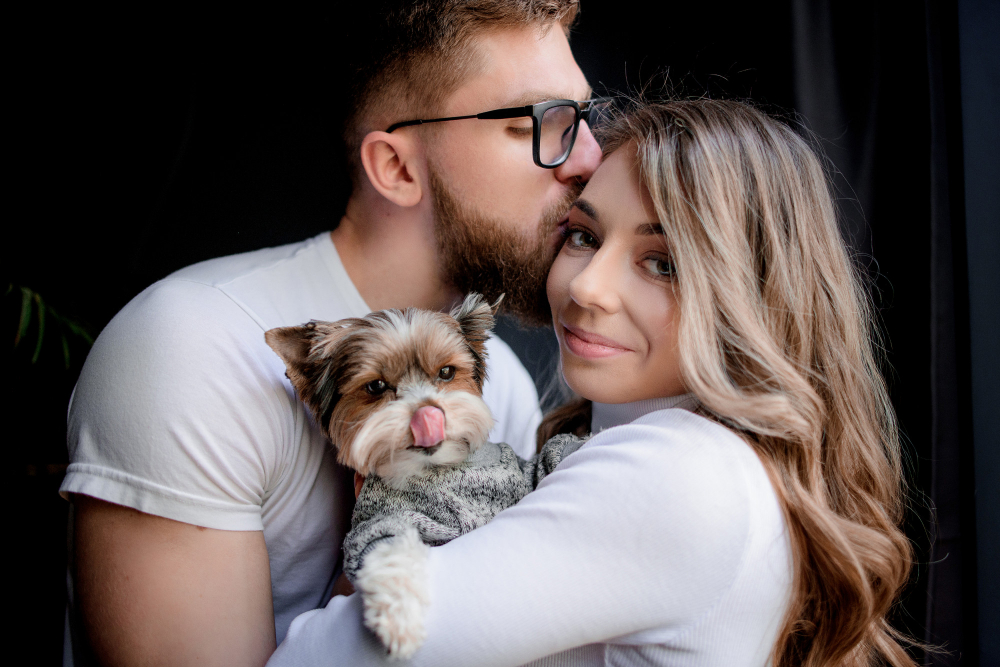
450;293;501;388
265;320;361;422
359;130;424;208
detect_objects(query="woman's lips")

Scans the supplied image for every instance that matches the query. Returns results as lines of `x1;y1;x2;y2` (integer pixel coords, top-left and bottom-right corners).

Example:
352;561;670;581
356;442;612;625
561;324;631;359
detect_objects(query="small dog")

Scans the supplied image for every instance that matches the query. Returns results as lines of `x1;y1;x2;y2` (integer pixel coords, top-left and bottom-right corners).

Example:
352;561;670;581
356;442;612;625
266;294;585;658
265;293;500;488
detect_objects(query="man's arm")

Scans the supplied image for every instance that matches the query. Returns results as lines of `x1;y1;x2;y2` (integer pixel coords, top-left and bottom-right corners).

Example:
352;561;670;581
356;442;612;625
73;495;277;667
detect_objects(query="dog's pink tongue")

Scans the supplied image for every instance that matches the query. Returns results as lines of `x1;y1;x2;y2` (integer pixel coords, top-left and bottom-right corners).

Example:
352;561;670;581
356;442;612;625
410;406;446;448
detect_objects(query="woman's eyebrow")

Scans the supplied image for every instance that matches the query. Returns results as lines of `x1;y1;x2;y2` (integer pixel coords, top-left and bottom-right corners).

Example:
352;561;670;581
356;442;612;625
571;199;599;221
636;222;665;236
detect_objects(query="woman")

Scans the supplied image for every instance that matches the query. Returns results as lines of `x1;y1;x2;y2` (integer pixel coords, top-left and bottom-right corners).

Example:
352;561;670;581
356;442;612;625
268;100;915;667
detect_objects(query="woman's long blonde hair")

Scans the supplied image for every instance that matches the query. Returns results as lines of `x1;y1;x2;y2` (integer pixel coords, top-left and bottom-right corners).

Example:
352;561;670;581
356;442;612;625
545;99;915;666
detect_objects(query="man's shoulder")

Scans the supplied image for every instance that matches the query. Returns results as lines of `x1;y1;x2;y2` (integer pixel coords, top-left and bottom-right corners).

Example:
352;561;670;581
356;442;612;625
166;235;322;288
80;235;346;397
110;232;365;339
77;277;280;415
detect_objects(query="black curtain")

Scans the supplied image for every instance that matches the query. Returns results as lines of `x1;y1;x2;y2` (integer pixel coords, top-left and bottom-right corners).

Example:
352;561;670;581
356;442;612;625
7;2;995;664
787;0;979;662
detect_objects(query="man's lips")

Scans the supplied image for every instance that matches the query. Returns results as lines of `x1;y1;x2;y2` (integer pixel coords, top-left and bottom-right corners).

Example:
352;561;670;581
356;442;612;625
561;323;632;359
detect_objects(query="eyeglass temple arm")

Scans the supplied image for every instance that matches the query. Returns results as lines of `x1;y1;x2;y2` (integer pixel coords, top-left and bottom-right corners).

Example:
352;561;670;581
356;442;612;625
386;105;535;133
385;117;473;133
476;105;534;120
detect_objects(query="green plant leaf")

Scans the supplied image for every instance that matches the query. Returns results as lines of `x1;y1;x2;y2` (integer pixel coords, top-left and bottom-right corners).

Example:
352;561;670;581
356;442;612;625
32;292;46;364
16;287;33;346
10;285;96;367
61;333;71;370
64;319;95;345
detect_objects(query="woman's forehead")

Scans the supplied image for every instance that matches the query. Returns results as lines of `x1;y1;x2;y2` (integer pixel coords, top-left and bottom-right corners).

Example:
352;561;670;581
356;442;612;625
576;147;657;230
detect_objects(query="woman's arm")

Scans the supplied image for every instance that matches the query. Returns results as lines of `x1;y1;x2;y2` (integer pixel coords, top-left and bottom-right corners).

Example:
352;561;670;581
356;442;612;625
268;413;756;667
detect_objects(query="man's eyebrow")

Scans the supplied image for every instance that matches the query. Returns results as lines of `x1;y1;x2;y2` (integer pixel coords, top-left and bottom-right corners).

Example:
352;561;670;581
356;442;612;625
503;89;595;107
571;199;599;221
637;222;665;236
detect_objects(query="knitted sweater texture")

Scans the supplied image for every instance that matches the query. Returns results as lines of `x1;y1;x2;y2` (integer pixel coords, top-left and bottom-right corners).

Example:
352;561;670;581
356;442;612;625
343;434;586;581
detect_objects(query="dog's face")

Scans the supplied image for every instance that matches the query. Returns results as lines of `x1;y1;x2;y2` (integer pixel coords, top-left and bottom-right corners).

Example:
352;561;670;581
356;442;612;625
266;294;499;485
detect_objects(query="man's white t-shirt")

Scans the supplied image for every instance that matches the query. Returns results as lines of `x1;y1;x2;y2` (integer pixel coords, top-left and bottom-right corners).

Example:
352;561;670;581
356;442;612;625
60;232;542;644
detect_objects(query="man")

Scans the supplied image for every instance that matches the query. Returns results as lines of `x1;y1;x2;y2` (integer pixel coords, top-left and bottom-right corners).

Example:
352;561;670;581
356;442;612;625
62;1;601;666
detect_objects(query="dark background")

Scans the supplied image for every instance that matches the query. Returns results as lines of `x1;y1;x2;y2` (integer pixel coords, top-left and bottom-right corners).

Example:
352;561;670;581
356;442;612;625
6;1;997;664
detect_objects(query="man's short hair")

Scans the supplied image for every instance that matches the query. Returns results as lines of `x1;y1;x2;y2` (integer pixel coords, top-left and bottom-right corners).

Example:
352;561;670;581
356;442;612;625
339;0;580;188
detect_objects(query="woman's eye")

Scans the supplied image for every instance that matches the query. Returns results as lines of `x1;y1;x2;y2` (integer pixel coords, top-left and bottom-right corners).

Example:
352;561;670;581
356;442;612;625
643;257;676;278
438;366;456;381
365;379;389;396
567;229;598;249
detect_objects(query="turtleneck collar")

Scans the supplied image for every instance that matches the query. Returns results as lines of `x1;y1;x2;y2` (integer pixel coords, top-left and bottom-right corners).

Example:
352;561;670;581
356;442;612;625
590;394;698;434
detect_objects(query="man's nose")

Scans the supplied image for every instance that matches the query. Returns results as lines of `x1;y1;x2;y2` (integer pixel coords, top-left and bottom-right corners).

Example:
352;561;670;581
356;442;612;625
554;120;602;184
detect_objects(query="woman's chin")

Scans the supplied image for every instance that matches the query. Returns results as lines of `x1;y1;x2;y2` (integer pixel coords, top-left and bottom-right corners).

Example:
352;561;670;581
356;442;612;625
562;366;628;405
562;358;686;405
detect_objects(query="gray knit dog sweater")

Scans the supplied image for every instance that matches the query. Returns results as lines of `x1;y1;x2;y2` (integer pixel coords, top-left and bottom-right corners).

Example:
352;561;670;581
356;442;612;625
342;433;588;582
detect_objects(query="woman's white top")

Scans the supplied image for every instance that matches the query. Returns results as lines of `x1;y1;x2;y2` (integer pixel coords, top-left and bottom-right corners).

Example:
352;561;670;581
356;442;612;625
268;395;793;667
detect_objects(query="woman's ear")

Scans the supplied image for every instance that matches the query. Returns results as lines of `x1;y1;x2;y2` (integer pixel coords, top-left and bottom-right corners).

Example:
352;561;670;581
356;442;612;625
359;130;424;208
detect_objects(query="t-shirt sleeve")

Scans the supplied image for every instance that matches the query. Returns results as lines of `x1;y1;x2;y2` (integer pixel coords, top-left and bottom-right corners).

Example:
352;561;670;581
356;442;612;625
60;279;296;531
268;412;755;666
481;335;543;459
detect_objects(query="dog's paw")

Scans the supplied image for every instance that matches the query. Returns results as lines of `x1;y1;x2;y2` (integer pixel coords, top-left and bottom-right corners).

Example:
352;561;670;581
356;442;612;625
355;527;431;659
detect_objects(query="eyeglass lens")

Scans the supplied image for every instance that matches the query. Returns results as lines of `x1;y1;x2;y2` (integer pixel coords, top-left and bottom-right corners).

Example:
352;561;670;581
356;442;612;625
539;105;579;166
539;101;612;167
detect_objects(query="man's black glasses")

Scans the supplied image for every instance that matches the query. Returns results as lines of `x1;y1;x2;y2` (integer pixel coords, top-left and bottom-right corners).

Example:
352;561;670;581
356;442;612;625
386;98;613;169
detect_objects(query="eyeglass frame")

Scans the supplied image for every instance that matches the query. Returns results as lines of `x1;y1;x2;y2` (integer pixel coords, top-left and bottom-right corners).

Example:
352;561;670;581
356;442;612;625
385;97;613;169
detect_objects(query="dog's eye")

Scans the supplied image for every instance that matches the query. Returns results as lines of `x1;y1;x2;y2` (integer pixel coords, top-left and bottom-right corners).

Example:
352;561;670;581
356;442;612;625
438;366;456;381
365;379;389;396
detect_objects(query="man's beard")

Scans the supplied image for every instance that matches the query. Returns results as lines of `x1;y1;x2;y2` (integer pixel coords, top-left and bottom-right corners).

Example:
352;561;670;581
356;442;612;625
430;168;581;327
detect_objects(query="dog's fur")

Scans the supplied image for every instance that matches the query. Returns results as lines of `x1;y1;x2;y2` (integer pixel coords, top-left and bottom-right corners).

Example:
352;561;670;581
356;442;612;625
354;526;431;657
267;294;588;659
265;293;502;658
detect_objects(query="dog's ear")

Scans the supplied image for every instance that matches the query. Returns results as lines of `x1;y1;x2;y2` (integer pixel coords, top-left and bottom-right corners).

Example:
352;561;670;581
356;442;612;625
450;293;500;388
265;319;362;423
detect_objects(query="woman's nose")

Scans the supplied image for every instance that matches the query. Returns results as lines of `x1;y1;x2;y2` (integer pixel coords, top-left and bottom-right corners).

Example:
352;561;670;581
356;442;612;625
568;249;623;314
555;120;602;184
